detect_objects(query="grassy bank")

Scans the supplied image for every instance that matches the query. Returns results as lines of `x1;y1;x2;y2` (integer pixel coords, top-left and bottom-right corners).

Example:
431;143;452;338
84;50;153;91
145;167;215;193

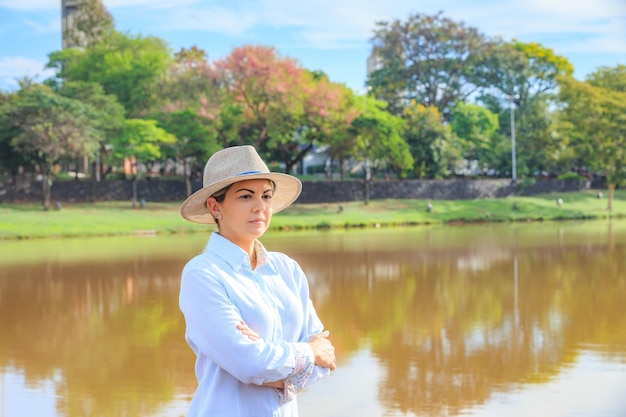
0;189;623;240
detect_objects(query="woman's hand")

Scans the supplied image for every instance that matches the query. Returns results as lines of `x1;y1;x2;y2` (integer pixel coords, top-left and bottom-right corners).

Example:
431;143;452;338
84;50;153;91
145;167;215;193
237;321;285;388
308;331;336;371
237;321;260;341
261;380;285;389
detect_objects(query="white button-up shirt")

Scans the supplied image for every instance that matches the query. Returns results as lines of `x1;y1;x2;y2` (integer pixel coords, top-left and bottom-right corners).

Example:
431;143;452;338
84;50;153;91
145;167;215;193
179;232;330;416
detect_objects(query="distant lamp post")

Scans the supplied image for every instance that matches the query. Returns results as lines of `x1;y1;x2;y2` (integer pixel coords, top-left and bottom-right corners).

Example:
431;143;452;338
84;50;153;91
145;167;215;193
508;94;520;182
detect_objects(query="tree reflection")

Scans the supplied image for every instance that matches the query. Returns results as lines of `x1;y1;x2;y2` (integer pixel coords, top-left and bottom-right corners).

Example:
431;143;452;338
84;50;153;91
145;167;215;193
0;225;625;417
293;230;626;416
0;258;195;417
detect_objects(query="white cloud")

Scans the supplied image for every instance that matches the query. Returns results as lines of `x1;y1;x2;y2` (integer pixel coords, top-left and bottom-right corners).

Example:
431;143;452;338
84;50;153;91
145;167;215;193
141;0;625;54
0;0;55;11
21;16;59;34
0;56;54;90
0;0;198;11
4;0;622;53
152;6;261;36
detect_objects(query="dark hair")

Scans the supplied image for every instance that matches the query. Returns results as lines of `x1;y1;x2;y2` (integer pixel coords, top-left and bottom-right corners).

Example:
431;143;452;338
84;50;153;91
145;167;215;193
207;179;277;206
210;184;232;203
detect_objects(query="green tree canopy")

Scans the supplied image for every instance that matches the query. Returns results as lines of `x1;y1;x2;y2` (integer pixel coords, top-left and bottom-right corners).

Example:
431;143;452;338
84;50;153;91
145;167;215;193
557;72;626;210
156;109;219;196
402;101;459;179
111;118;177;206
2;83;99;209
351;97;412;203
369;11;492;119
47;30;172;118
449;102;499;174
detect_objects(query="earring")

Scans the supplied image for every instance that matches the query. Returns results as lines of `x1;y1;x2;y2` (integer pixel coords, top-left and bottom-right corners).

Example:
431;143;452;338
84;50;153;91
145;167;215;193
214;213;221;220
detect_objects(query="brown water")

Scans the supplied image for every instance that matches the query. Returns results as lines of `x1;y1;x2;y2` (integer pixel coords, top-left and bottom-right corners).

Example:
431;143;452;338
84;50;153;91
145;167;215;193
1;220;625;417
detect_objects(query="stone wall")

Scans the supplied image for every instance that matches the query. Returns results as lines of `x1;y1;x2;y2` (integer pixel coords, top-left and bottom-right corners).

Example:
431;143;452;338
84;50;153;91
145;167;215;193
0;177;607;204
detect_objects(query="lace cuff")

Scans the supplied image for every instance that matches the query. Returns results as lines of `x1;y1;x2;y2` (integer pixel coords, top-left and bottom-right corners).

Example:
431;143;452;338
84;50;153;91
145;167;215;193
276;343;314;403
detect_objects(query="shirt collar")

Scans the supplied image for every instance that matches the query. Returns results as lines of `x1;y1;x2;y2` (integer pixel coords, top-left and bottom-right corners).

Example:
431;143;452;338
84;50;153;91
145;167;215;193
206;232;269;270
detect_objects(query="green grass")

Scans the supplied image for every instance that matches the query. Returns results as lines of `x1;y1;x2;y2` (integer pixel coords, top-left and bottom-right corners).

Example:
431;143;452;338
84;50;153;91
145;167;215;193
1;189;623;240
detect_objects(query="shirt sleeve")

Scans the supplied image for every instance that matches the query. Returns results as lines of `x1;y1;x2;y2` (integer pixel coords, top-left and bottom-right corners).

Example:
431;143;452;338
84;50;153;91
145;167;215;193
276;342;315;403
179;261;297;385
287;258;333;390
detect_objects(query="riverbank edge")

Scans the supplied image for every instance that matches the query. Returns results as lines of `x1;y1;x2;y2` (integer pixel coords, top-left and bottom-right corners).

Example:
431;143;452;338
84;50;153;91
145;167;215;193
1;190;623;240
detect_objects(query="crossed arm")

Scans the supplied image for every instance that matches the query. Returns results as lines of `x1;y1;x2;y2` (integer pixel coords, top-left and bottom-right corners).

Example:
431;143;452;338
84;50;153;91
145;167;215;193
236;321;337;389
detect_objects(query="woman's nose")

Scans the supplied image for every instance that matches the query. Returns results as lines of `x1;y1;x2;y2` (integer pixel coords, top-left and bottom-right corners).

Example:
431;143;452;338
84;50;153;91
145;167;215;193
253;196;269;211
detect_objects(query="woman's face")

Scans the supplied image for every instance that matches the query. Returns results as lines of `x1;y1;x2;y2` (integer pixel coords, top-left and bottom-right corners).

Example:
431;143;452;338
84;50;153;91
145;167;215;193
208;179;274;248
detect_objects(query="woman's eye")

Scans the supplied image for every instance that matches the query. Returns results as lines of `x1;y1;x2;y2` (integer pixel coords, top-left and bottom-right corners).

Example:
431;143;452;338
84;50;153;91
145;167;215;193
263;194;273;200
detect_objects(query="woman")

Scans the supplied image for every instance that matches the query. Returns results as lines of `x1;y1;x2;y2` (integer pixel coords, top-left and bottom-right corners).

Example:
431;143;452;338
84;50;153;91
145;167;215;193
179;145;336;417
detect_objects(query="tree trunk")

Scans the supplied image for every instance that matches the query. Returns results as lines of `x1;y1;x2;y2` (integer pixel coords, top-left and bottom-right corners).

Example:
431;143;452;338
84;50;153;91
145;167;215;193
183;158;192;197
132;176;138;208
339;157;345;181
608;183;615;211
42;173;51;211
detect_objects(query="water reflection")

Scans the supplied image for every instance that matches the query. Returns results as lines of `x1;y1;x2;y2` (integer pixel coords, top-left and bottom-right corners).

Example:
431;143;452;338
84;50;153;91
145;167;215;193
1;221;625;417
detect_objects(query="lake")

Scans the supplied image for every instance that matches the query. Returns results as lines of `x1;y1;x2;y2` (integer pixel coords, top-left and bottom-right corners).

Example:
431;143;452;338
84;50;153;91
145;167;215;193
1;220;625;417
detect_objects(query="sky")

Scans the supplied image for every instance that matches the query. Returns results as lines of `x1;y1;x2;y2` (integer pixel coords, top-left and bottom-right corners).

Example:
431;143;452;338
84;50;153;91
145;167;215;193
0;0;624;93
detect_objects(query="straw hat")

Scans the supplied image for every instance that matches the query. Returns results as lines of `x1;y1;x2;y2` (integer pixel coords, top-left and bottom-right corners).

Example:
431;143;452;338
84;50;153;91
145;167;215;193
180;145;302;224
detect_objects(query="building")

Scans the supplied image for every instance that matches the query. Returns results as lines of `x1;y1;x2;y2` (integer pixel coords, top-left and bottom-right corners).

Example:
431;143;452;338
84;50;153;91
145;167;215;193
61;0;80;49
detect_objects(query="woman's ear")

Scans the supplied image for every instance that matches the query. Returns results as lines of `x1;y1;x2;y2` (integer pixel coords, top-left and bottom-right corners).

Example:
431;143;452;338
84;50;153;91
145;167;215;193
207;197;220;217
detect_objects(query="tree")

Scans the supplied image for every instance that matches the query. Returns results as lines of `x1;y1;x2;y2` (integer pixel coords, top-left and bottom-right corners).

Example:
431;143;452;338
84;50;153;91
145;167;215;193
291;72;359;176
479;41;573;178
213;45;347;173
351;97;412;204
448;102;499;175
63;0;114;49
322;85;362;180
156;109;219;196
369;12;492;119
557;74;626;210
402;101;460;178
47;31;172;118
3;84;99;210
158;46;223;116
110;119;177;207
0;90;35;181
213;45;306;152
54;80;125;181
584;64;626;93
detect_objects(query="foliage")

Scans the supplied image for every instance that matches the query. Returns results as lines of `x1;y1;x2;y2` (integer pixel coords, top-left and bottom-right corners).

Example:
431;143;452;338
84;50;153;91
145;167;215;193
402;101;459;178
557;172;586;180
478;41;572;179
351;96;412;179
0;90;35;179
111;118;177;166
585;64;626;93
213;45;307;152
448;102;499;174
557;71;626;210
47;30;172;118
211;45;352;173
158;46;223;118
369;11;492;119
155;109;219;196
110;118;176;206
2;84;100;209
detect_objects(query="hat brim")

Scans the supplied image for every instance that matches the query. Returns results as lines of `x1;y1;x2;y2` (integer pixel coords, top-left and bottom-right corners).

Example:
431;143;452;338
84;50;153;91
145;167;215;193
180;173;302;224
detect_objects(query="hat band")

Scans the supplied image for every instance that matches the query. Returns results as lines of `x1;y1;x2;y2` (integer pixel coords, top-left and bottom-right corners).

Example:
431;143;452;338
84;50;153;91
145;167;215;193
237;171;263;176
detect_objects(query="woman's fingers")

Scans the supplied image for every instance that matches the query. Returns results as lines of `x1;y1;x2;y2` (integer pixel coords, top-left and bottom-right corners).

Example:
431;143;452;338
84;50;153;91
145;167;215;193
237;321;260;341
308;331;337;370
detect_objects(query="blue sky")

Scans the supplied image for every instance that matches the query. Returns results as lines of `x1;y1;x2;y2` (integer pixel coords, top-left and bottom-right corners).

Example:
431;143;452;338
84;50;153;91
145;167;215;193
0;0;624;93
